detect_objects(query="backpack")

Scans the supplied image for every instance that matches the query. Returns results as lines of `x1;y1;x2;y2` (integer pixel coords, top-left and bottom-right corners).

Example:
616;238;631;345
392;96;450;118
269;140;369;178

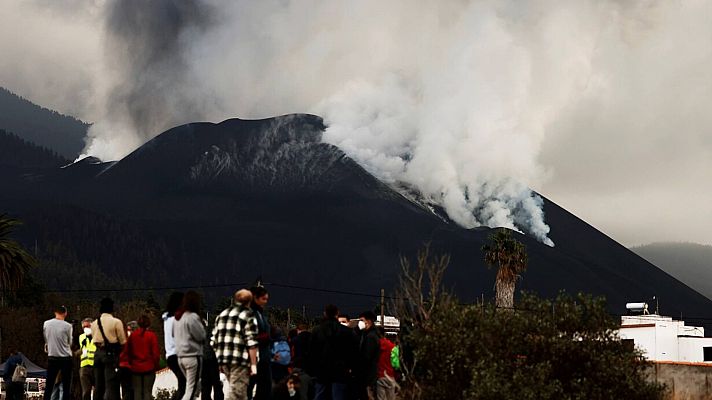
12;362;27;382
271;340;291;366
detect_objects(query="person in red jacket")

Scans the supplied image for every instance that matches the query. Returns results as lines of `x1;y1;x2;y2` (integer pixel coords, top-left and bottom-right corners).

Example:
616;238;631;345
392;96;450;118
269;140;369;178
126;314;160;400
375;328;398;400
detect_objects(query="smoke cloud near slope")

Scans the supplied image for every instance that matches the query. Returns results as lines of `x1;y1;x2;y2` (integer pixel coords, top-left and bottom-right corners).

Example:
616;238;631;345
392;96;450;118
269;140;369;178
3;1;712;246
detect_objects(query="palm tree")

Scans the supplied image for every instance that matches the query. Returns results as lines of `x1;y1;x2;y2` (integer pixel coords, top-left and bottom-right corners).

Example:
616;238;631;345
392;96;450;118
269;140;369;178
482;228;528;310
0;214;37;293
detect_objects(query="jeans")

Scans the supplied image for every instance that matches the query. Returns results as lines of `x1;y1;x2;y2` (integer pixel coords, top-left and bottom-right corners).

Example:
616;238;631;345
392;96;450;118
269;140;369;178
44;357;72;400
314;381;348;400
94;349;121;400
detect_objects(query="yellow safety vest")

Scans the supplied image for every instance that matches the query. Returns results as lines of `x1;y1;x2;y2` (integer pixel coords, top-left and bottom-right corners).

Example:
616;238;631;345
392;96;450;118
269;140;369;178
79;333;96;367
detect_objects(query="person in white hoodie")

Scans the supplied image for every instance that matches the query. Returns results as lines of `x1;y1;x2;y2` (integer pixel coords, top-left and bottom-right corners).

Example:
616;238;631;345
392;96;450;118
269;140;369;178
163;292;186;400
173;291;206;400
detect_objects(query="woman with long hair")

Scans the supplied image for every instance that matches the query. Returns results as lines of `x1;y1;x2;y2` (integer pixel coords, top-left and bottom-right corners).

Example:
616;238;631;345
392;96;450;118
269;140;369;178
162;292;186;400
173;291;205;400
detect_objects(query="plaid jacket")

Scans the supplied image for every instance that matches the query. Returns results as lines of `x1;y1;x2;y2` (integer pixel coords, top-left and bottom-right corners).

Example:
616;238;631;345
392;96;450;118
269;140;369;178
211;304;259;367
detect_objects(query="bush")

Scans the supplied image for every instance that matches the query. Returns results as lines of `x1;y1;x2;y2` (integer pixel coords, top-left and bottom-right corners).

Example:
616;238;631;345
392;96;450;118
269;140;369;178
405;293;664;399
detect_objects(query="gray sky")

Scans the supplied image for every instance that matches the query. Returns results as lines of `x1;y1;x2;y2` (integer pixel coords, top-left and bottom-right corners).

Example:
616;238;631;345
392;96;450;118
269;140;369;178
2;0;711;247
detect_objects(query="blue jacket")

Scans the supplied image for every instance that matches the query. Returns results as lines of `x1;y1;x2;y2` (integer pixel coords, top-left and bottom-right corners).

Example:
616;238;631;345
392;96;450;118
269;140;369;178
3;353;23;380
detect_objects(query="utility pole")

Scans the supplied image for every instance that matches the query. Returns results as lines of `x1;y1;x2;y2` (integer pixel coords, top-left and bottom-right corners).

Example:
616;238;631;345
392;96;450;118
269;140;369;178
380;288;385;327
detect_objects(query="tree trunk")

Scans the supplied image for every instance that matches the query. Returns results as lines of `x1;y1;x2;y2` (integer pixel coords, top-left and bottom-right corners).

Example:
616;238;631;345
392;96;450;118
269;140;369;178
495;275;515;310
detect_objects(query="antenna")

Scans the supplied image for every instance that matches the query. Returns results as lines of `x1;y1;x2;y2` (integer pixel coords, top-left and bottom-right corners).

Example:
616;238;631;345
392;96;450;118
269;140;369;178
653;295;659;315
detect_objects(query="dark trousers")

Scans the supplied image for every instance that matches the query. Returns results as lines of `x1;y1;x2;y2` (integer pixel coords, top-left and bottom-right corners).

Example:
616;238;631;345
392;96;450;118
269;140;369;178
166;355;186;400
94;349;121;400
80;367;95;400
247;358;272;400
132;372;156;400
120;368;133;400
44;357;72;400
314;381;349;400
6;381;25;400
200;358;223;400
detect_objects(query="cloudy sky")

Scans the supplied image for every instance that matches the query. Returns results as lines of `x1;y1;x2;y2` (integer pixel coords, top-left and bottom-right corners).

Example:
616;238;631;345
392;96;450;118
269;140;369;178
2;0;711;247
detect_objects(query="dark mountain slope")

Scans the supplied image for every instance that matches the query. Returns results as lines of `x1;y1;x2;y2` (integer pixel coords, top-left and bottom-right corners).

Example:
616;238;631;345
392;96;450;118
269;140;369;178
0;114;710;324
631;242;712;300
0;129;68;168
0;87;88;158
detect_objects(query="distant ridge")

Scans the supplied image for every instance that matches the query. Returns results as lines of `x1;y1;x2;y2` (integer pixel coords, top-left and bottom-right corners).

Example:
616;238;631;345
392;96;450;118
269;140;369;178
632;242;712;300
0;87;88;158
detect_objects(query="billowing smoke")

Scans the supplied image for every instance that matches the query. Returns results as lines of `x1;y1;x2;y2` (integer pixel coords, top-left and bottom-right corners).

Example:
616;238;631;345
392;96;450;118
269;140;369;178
82;0;214;159
6;1;712;246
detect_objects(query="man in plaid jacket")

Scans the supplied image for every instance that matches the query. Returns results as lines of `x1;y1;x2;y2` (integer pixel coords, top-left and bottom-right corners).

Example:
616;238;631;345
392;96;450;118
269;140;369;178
211;289;259;400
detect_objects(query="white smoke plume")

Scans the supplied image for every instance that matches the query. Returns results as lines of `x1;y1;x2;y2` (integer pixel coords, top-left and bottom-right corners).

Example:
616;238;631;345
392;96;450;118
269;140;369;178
4;1;712;245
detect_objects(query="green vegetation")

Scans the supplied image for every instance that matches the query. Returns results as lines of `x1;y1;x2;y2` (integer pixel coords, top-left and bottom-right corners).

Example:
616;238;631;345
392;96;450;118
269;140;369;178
396;245;665;400
0;214;37;295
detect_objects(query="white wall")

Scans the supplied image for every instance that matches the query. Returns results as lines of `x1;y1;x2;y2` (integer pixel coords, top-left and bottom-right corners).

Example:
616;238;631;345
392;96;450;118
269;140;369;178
678;337;712;363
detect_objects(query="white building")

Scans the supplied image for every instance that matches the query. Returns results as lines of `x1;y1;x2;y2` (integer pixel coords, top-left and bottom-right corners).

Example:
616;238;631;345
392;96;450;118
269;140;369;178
619;314;712;363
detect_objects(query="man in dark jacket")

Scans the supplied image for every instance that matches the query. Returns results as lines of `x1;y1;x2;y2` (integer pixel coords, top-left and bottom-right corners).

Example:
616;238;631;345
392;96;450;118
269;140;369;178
3;350;25;400
248;286;272;400
355;311;380;400
307;304;357;400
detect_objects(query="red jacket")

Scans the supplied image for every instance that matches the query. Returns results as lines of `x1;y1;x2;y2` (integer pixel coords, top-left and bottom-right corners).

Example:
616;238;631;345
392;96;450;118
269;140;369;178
377;337;395;379
126;328;160;373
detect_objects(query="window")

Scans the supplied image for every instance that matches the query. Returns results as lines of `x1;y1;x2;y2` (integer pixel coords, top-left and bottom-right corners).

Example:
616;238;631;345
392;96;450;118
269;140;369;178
622;339;635;352
703;347;712;362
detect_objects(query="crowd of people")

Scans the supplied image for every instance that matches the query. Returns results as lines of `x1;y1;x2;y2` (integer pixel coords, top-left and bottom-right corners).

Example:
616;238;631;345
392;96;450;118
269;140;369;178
4;286;402;400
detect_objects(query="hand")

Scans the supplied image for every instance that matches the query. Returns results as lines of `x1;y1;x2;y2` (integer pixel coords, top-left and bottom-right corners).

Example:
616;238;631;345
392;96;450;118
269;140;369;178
273;354;280;361
250;364;258;376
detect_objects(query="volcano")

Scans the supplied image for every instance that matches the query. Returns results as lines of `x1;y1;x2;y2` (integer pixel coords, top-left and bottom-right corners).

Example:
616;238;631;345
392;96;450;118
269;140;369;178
1;114;710;323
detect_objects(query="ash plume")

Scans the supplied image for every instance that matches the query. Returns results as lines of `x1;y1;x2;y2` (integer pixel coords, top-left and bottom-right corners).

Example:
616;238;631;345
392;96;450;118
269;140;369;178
9;1;712;246
82;0;214;159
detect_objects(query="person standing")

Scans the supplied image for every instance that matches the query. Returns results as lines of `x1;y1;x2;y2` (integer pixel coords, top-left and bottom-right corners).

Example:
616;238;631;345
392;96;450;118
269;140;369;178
126;314;160;400
91;298;128;400
173;291;206;400
163;292;186;400
306;304;358;400
248;286;271;400
3;349;25;400
354;311;380;400
201;317;223;400
375;329;397;400
120;321;138;400
43;305;73;400
212;289;258;400
78;318;97;400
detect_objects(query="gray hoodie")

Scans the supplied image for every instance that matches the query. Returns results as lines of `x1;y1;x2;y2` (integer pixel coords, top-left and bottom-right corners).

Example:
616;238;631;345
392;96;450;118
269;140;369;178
173;311;206;357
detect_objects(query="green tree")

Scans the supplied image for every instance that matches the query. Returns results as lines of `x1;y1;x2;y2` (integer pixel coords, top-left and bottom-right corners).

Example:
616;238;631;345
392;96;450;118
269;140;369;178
482;228;528;309
0;214;37;294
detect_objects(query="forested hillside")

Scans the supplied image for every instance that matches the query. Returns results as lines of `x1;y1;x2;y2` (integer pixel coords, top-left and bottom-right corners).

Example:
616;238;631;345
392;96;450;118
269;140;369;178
0;87;88;158
0;129;68;168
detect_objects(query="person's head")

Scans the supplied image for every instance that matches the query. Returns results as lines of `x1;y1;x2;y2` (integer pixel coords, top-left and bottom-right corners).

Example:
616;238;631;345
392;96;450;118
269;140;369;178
138;314;151;329
286;374;301;395
234;289;253;307
182;291;202;314
324;304;339;320
54;305;68;320
377;326;386;338
359;311;377;331
126;320;138;336
250;286;269;308
337;314;350;326
166;292;184;316
81;317;93;329
296;322;308;333
99;298;114;314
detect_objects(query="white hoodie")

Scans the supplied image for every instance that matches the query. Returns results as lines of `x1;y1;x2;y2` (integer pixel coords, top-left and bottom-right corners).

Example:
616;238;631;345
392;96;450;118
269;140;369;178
162;312;177;357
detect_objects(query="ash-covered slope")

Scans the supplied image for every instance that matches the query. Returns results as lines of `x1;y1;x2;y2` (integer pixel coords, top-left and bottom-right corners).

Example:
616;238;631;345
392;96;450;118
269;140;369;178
1;114;710;323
